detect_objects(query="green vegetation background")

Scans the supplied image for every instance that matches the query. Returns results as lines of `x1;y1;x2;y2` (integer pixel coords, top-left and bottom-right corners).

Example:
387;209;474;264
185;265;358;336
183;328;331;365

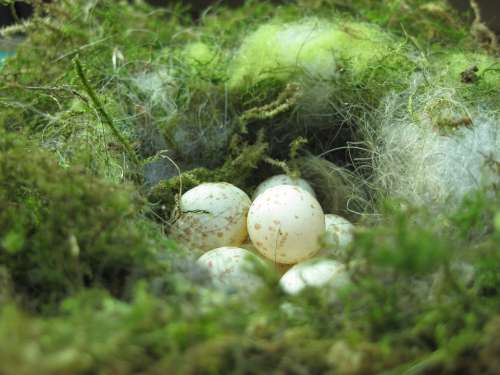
0;1;499;374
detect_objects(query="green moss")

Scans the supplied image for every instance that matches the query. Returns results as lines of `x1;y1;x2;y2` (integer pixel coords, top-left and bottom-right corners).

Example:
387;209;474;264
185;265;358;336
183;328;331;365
0;1;499;373
430;51;500;108
228;19;404;90
401;50;500;132
299;0;472;48
148;135;268;219
0;130;176;310
227;17;416;160
183;42;219;67
0;186;498;374
0;0;186;180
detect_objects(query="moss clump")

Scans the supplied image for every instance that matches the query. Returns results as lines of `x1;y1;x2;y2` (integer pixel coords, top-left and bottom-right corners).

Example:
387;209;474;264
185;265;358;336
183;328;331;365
229;19;395;87
430;51;500;108
298;0;472;48
182;42;223;73
0;190;498;374
0;129;176;310
228;18;414;114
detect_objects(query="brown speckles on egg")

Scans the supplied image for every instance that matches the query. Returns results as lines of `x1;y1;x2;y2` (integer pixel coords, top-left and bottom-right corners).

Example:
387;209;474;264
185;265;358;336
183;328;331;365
254;223;261;230
169;183;250;251
197;247;265;292
247;185;324;264
278;233;288;248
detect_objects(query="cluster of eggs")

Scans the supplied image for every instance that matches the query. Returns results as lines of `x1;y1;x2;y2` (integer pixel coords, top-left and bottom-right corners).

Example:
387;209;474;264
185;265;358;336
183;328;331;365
169;175;355;295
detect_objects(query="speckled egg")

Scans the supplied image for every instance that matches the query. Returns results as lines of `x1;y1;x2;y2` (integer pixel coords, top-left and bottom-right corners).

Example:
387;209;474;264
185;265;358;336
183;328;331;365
197;247;265;293
319;214;355;257
247;185;325;264
280;258;350;295
253;174;316;200
169;182;251;251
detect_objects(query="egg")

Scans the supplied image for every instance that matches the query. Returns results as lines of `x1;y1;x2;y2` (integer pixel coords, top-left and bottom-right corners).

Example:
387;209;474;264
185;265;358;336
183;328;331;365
253;174;316;200
280;258;350;295
197;247;265;293
319;214;355;257
169;182;251;251
247;185;325;264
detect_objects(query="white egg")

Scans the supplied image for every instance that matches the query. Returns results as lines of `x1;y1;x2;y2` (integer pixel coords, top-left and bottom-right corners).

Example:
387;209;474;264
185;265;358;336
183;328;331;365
280;258;350;295
319;214;355;257
197;247;265;293
247;185;325;264
253;174;316;200
169;182;251;251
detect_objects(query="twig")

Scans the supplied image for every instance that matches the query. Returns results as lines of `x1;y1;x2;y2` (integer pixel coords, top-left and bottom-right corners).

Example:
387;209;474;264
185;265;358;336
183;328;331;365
74;57;139;167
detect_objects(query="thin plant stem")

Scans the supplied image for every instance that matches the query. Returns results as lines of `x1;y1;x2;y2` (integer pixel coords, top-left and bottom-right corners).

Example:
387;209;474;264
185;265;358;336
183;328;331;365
9;3;20;23
74;58;140;167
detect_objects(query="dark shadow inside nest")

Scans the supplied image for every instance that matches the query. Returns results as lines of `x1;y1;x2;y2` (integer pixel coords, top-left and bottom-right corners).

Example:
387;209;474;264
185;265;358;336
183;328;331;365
251;106;374;220
137;72;377;220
